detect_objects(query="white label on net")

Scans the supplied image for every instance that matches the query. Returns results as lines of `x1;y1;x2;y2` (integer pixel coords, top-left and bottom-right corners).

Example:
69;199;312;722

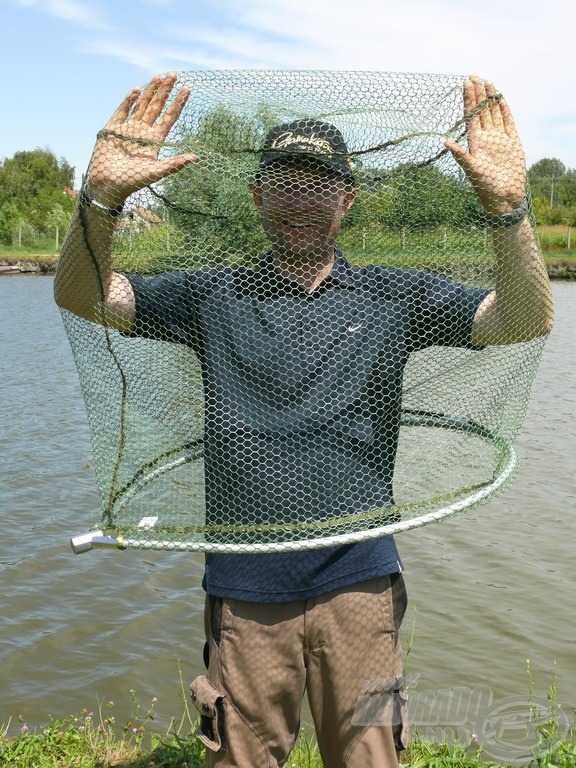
138;516;159;529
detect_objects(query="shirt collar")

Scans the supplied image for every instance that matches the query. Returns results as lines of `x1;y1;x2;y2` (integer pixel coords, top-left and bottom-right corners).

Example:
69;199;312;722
254;250;358;297
328;250;358;288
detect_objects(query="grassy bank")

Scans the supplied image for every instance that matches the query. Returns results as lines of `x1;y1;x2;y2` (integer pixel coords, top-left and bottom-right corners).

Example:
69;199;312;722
2;678;574;768
2;714;575;767
2;229;576;279
0;242;58;274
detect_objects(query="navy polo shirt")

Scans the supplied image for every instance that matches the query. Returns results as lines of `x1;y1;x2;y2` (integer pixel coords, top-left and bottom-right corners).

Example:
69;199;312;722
127;252;488;602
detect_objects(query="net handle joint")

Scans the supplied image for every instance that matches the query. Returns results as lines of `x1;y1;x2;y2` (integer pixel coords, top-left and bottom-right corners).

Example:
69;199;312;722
70;530;122;554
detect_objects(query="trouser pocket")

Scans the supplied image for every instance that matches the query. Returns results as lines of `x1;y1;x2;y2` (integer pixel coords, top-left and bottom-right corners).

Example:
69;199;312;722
190;675;226;753
393;687;409;752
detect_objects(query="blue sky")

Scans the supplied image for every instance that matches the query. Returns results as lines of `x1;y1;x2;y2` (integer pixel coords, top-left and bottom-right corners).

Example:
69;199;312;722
2;0;575;186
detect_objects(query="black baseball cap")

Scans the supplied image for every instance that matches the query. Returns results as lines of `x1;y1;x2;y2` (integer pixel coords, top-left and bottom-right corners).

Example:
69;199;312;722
259;119;354;182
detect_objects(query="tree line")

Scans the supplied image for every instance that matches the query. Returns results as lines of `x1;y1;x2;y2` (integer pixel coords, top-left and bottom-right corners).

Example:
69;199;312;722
1;131;574;255
0;149;76;247
527;158;576;226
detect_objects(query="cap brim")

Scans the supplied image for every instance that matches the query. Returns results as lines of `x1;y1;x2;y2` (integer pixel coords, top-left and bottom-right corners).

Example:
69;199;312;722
259;152;354;182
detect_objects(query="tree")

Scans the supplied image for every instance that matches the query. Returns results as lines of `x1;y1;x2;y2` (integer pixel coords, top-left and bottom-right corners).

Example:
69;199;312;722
347;163;481;232
0;199;22;245
45;203;73;250
528;158;574;207
159;105;279;267
0;148;76;242
528;158;576;224
529;158;566;180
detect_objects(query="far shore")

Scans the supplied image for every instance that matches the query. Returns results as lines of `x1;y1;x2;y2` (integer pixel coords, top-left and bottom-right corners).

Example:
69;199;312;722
1;254;576;279
0;256;58;275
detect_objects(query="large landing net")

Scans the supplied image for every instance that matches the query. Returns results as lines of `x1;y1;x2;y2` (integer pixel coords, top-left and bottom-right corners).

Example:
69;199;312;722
59;71;551;553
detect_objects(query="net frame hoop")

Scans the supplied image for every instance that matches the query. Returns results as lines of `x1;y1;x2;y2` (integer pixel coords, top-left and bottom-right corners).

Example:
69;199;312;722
107;413;518;552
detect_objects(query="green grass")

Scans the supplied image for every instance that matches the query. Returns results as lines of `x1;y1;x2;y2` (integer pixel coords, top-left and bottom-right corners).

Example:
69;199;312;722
0;240;59;262
2;674;574;768
2;226;575;277
2;716;575;768
543;250;576;265
537;225;574;251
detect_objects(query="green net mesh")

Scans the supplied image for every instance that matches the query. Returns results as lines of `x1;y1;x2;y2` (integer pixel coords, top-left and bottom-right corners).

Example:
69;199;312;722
57;71;552;552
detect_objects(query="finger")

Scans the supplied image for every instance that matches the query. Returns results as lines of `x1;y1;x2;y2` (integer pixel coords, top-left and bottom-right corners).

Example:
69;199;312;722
445;140;473;175
444;139;465;159
107;87;141;127
141;72;178;125
144;153;199;185
462;77;476;125
485;81;504;131
462;77;481;153
131;75;162;120
472;75;490;131
132;74;173;122
157;86;191;139
500;97;518;139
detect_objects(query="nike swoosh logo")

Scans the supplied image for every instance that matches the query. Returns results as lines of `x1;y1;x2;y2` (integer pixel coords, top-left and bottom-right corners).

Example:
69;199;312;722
347;323;363;333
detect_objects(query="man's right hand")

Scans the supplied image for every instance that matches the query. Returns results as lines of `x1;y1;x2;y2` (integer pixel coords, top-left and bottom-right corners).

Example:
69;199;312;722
86;72;198;206
56;73;196;327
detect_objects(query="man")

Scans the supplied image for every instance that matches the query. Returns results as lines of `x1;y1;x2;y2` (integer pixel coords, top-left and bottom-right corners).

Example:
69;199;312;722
55;72;553;767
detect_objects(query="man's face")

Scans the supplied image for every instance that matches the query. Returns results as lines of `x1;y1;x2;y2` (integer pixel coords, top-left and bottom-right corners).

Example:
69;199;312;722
253;160;355;259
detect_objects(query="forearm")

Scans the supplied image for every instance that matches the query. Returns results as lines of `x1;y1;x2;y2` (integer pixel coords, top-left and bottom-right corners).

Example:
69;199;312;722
54;197;135;331
54;75;195;330
471;217;554;345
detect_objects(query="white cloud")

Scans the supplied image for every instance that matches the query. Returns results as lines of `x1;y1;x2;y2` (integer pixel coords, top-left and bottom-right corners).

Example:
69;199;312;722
81;39;168;73
16;0;575;166
82;38;266;73
195;0;576;166
14;0;109;28
160;23;323;68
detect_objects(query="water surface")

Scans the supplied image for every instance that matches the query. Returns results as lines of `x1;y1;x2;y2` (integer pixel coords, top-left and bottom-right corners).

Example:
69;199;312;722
1;277;574;733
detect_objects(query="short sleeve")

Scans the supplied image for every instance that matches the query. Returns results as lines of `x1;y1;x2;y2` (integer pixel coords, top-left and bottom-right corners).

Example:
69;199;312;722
406;271;491;352
126;271;203;348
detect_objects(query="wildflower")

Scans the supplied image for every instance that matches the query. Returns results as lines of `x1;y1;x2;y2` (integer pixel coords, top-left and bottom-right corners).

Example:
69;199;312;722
20;724;29;734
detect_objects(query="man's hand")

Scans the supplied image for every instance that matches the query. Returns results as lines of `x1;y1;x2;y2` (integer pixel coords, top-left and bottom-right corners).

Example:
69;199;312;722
445;76;526;216
56;73;196;327
447;76;555;346
86;72;198;206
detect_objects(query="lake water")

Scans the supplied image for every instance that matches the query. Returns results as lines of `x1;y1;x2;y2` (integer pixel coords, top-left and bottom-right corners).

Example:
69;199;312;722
1;276;574;736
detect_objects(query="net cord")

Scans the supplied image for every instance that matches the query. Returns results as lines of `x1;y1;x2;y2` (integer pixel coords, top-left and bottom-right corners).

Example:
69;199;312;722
77;202;130;528
81;412;517;553
95;92;500;162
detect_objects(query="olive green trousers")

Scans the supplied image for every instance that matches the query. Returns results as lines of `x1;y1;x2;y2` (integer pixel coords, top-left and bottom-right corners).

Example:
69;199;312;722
191;573;408;768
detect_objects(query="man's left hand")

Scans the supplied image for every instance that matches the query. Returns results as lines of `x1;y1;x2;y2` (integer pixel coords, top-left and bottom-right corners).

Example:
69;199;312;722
445;76;526;216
